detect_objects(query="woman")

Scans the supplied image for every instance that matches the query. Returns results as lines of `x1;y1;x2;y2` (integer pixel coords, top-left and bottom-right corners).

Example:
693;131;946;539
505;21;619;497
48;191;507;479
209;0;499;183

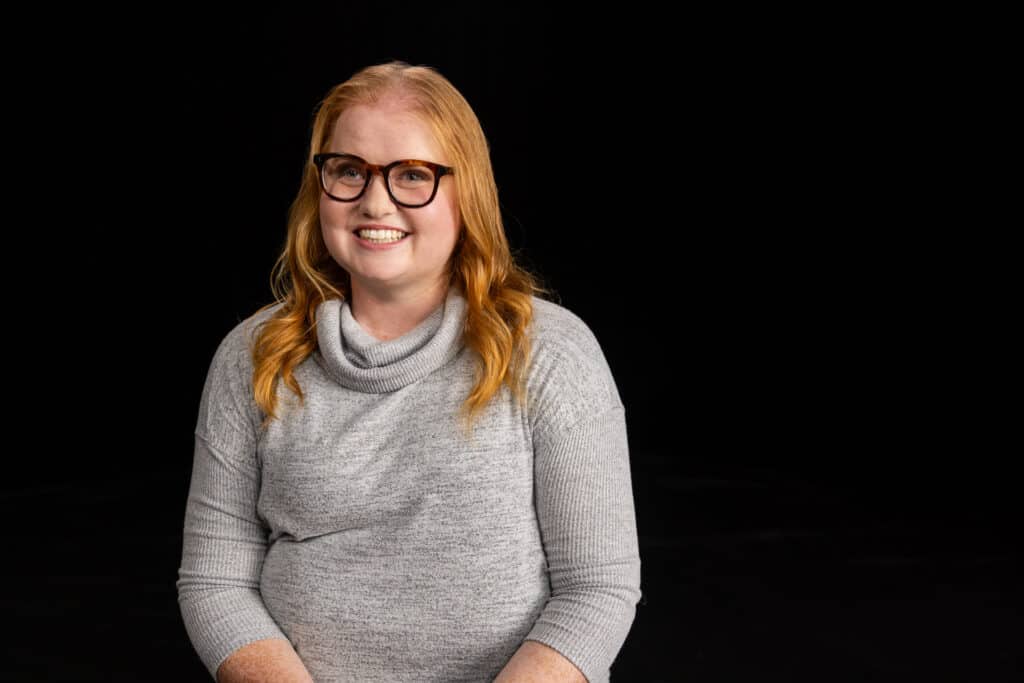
177;61;642;683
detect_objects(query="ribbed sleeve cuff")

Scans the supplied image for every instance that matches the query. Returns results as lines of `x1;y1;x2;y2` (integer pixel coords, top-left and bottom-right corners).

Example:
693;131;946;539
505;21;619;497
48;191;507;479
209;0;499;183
179;587;291;680
523;572;639;683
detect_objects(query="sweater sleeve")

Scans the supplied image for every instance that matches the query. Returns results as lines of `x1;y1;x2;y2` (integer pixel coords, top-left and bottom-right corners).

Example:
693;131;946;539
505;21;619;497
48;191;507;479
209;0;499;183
523;310;643;683
176;315;291;680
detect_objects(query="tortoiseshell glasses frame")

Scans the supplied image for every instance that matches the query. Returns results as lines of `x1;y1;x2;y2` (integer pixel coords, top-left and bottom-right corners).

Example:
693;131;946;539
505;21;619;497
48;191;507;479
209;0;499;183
312;152;456;208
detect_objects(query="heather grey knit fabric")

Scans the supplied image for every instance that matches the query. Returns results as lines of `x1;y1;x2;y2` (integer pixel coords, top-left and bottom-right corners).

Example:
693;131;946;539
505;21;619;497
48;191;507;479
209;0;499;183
176;285;642;682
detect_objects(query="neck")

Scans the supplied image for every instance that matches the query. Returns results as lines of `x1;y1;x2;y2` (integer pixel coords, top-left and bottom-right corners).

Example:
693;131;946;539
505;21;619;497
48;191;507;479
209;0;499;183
349;281;451;342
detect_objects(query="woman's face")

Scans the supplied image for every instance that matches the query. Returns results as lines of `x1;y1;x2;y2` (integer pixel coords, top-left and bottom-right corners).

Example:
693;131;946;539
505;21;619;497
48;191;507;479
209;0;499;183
319;103;461;299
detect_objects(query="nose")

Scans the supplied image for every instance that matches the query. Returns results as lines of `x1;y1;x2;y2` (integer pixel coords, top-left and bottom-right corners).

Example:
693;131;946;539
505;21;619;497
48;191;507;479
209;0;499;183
359;170;396;214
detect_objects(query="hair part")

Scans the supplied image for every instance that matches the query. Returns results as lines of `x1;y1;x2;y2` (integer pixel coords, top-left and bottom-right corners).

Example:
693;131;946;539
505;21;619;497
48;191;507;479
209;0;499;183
247;60;555;441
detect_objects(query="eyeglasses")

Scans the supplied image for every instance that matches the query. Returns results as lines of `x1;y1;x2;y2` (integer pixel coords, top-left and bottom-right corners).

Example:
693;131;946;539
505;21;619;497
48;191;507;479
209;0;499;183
313;152;455;208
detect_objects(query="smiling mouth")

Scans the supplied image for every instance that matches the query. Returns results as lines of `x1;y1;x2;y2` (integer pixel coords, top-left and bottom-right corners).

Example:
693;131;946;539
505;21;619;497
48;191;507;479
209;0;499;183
355;228;410;244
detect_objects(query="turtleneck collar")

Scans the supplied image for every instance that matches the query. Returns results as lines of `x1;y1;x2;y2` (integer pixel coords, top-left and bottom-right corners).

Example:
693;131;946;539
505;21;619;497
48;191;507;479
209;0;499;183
313;286;467;393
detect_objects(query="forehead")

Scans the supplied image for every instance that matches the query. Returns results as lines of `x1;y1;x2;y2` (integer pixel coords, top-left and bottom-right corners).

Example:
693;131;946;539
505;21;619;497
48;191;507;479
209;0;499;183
328;104;445;164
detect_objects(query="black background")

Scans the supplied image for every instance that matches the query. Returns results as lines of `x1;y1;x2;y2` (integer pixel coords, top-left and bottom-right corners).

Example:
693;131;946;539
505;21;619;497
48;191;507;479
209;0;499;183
6;6;1018;682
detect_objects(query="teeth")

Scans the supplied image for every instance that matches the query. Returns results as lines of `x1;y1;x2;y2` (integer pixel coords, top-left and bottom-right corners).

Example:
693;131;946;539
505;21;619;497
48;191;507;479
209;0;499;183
357;228;406;240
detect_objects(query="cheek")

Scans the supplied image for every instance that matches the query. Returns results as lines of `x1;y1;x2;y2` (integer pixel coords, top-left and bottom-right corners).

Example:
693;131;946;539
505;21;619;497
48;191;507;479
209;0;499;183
422;208;460;244
446;189;460;227
319;195;351;228
432;193;461;237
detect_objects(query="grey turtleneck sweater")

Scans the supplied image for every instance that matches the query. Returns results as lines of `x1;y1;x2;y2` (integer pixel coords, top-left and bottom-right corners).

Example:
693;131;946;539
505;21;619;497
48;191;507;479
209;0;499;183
176;286;642;683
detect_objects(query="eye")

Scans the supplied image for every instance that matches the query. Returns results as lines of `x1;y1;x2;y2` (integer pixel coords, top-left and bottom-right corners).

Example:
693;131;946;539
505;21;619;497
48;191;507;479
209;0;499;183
340;164;364;179
325;159;367;185
391;164;434;186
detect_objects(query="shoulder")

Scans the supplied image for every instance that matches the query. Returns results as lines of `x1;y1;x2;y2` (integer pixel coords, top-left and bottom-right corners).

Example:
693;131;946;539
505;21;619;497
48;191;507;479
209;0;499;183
196;301;286;449
214;301;287;365
529;294;593;339
525;294;624;441
528;294;613;368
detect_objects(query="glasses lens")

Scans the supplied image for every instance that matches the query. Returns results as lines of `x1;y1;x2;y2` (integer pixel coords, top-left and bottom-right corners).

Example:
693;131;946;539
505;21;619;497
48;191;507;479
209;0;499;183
321;157;367;200
322;157;437;206
388;162;436;206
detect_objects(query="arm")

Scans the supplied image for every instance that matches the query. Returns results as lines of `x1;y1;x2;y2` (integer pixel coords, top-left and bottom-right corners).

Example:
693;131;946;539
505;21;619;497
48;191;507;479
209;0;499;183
177;317;313;681
178;434;313;682
493;640;586;683
216;637;313;683
503;402;643;683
